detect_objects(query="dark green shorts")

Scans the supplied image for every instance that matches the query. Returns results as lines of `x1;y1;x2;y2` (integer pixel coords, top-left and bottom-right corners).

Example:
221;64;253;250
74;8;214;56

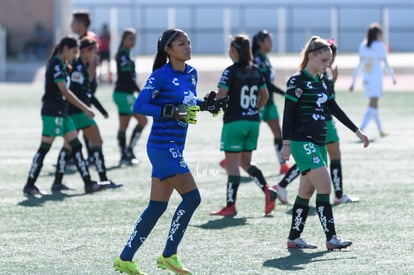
260;103;279;121
113;91;136;115
41;115;76;136
290;140;327;174
71;112;96;130
220;120;260;152
326;119;339;144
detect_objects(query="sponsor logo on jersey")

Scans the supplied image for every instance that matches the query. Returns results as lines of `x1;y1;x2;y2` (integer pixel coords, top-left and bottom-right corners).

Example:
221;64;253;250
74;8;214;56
316;93;328;107
172;78;180;86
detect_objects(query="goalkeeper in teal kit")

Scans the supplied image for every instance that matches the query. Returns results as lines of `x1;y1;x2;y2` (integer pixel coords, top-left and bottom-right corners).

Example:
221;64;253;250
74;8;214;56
114;28;228;275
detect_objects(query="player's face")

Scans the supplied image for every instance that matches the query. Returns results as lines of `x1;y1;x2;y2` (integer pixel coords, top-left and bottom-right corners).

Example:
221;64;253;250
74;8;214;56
70;19;80;34
123;34;136;49
83;45;98;62
63;46;78;62
166;33;191;62
309;49;332;74
260;36;273;53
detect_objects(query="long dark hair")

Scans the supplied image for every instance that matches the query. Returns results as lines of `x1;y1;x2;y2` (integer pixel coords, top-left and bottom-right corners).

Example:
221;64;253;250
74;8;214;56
366;22;382;47
48;36;78;66
153;28;185;71
252;29;270;56
231;34;252;68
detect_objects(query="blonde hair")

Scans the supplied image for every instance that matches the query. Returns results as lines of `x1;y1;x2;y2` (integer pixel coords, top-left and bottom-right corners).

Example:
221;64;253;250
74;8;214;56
298;36;331;71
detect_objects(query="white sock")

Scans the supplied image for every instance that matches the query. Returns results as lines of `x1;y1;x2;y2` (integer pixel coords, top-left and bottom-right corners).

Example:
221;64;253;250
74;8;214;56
371;108;383;133
360;107;375;130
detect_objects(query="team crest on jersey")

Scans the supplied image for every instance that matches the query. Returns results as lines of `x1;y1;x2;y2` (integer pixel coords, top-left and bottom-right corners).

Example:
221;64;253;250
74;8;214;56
312;154;321;164
191;74;196;86
295;88;303;98
152;90;159;99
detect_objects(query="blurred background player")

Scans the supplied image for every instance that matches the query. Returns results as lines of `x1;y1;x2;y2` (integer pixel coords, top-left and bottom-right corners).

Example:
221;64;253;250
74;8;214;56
252;29;290;174
349;22;397;138
70;10;107;166
113;28;147;166
280;36;369;250
23;36;105;196
52;37;122;191
270;39;360;205
210;34;275;217
98;23;112;83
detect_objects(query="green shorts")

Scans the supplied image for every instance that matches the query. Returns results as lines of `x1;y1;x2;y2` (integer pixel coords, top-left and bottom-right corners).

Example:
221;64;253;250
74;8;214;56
41;115;76;137
260;103;279;121
290;140;327;174
71;112;96;130
113;91;136;115
220;120;259;152
326;119;339;144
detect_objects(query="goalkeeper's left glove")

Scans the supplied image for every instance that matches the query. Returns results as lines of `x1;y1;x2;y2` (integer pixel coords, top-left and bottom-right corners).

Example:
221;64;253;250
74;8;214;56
162;104;200;124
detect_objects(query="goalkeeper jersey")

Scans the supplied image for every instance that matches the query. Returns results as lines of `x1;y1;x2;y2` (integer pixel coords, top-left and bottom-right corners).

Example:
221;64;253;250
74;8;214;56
133;62;199;150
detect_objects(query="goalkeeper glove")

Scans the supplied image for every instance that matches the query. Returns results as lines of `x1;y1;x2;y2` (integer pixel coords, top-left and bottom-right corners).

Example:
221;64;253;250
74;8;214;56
199;91;229;115
162;104;200;124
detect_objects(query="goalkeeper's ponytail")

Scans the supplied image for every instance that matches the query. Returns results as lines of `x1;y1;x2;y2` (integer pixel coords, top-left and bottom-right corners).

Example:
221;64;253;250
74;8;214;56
153;29;185;71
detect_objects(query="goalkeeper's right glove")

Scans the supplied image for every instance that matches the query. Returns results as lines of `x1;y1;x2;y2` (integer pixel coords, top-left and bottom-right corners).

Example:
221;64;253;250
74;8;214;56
162;104;200;124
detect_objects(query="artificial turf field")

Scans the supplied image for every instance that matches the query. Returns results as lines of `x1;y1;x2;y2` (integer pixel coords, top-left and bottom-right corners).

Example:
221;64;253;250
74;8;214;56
0;82;413;274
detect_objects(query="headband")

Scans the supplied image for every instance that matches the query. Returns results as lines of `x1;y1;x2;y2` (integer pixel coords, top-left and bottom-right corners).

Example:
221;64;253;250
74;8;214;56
231;40;242;50
307;45;329;53
163;31;181;48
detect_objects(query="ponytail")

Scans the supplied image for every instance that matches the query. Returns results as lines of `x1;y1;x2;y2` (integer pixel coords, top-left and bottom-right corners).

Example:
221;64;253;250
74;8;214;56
298;36;330;71
231;34;252;68
152;28;185;71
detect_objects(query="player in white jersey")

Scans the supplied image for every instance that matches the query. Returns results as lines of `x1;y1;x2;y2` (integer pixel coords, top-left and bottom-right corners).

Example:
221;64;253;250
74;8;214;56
349;22;396;137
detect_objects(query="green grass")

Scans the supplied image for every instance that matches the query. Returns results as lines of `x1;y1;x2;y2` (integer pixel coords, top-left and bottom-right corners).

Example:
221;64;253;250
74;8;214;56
1;82;413;274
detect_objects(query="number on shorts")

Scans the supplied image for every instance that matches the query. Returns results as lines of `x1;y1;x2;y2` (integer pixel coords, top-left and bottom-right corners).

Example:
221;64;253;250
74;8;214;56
303;142;316;155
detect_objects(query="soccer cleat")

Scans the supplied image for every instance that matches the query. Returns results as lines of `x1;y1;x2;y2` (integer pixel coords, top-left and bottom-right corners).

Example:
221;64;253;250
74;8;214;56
157;254;192;275
114;256;147;275
333;194;360;205
326;235;352;251
102;180;123;189
264;187;276;214
23;184;42;196
127;149;140;165
269;186;278;202
273;184;289;204
210;203;236;216
279;163;291;174
51;183;71;191
219;158;226;169
380;131;390;138
287;238;318;249
84;181;106;194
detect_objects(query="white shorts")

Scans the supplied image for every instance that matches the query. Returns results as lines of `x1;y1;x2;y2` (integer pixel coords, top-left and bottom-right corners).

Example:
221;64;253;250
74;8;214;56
363;78;383;98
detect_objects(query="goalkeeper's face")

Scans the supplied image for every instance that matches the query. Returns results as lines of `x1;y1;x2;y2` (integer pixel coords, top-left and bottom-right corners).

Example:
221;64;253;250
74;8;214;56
167;33;192;62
